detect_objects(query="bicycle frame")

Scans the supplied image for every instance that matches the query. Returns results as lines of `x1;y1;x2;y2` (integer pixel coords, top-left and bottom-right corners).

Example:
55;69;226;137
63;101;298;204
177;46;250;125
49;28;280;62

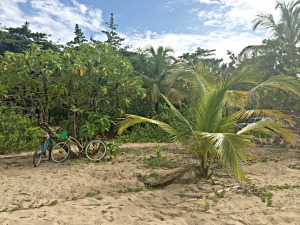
63;136;88;155
34;133;53;167
41;134;51;153
51;134;107;163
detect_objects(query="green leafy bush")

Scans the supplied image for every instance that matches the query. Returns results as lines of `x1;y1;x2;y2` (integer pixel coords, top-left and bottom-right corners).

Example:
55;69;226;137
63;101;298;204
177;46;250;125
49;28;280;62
105;141;120;157
116;123;172;143
116;109;188;143
0;112;41;154
80;113;111;139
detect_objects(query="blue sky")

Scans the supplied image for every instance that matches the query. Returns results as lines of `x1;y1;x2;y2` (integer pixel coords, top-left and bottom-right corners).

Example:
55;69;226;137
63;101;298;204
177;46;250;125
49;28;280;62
1;0;278;61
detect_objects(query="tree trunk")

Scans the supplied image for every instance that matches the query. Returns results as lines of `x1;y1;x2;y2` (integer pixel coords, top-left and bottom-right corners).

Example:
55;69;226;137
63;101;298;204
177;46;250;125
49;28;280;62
74;111;81;139
67;76;73;132
155;101;159;114
199;145;212;179
39;122;61;143
42;74;49;124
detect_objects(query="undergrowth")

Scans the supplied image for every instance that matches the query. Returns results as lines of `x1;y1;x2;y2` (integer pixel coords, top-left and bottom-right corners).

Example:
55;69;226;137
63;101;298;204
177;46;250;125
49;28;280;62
260;184;300;207
116;124;172;143
0;110;41;154
144;156;181;168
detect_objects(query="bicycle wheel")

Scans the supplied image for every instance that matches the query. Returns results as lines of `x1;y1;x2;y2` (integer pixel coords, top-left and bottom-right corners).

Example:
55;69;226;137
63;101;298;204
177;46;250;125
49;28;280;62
85;140;107;161
33;143;43;167
51;142;70;163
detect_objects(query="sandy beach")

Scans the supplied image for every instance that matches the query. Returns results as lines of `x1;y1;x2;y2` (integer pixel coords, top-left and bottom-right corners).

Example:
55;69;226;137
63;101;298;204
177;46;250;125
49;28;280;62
0;143;299;225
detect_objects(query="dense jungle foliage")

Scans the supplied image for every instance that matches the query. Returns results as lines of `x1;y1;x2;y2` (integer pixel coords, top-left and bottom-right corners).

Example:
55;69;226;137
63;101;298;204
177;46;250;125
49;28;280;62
0;1;300;162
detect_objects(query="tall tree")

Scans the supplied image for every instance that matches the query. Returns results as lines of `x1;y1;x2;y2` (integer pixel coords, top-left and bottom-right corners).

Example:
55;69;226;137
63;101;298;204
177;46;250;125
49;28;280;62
0;44;61;122
0;42;144;138
0;22;58;55
253;0;300;45
237;0;300;120
67;24;87;47
239;0;300;61
140;46;176;114
101;13;125;51
178;47;222;71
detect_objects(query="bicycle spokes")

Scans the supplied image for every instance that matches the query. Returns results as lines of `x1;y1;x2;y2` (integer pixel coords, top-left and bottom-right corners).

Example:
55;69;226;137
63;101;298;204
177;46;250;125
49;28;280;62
86;140;107;161
51;142;70;163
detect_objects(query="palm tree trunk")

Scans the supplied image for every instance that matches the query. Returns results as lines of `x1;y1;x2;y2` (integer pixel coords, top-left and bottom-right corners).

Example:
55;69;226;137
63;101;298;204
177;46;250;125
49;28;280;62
200;145;211;178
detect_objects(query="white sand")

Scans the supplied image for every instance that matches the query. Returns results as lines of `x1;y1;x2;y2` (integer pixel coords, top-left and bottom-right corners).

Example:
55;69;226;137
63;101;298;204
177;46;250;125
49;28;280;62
0;143;299;225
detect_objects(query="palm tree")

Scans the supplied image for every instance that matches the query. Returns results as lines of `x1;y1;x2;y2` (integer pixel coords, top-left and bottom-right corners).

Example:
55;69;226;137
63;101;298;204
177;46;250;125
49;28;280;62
140;46;176;114
239;0;300;60
253;0;300;45
118;66;300;180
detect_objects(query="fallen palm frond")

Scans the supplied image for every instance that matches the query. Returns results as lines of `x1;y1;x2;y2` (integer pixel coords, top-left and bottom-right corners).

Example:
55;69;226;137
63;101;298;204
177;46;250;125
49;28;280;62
136;165;197;188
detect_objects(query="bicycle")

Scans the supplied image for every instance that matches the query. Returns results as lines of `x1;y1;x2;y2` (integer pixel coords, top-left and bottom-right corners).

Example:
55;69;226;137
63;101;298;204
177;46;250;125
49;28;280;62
51;131;107;163
33;124;63;167
33;133;52;167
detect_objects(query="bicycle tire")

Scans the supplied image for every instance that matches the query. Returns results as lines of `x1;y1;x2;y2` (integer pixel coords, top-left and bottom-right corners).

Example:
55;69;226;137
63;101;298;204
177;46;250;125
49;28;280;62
51;142;70;163
85;140;107;161
33;143;43;167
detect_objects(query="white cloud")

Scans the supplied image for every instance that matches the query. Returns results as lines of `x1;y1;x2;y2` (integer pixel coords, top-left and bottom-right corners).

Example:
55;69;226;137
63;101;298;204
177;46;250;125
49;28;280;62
72;0;88;14
1;0;276;62
196;0;278;31
30;0;103;30
0;0;27;27
194;0;220;5
203;31;264;61
0;0;104;43
124;30;264;62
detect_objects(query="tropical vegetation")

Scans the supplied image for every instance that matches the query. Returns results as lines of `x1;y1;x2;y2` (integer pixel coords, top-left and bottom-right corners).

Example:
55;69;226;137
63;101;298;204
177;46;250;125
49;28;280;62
0;1;300;182
118;65;300;180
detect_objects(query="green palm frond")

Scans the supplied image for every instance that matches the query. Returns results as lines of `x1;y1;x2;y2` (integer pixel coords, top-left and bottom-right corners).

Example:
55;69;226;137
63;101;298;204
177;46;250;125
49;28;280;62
141;74;154;87
166;88;185;106
228;65;259;87
117;114;181;140
217;133;252;180
253;12;277;32
195;131;253;180
167;68;196;84
253;0;300;44
225;90;249;109
238;45;263;60
251;75;300;96
218;111;244;133
141;45;177;113
194;62;214;89
161;94;194;133
193;76;208;103
240;109;294;125
195;84;227;132
237;121;272;135
237;119;299;146
144;45;174;77
275;0;300;43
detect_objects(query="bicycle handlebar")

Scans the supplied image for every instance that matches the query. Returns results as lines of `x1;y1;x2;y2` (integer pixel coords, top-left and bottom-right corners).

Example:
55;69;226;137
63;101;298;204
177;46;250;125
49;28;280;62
38;121;64;143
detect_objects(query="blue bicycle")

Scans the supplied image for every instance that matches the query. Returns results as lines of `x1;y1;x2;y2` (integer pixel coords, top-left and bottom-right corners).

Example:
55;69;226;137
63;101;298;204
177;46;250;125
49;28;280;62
33;133;52;167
